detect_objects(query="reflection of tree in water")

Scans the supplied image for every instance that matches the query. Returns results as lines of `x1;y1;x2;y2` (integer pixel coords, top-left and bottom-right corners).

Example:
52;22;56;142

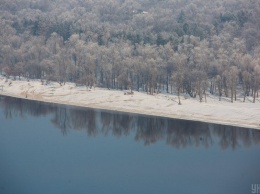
166;120;213;149
100;112;133;137
0;96;55;119
211;125;260;150
51;107;71;135
213;125;239;150
70;107;96;136
1;95;260;150
135;117;166;145
253;130;260;145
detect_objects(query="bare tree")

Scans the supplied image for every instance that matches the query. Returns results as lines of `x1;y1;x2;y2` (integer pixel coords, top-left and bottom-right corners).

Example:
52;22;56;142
229;66;239;103
252;60;260;103
173;53;186;105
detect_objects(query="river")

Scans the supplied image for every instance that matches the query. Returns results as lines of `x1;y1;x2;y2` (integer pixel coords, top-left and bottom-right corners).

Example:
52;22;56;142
0;95;259;194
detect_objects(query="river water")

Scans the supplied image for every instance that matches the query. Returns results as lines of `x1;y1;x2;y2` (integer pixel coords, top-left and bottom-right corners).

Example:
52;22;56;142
0;95;259;194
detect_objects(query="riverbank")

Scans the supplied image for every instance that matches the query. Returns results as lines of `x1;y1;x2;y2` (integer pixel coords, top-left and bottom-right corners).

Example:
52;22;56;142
0;77;259;129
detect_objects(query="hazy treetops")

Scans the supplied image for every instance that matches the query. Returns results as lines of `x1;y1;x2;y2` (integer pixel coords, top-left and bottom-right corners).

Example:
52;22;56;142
0;0;260;103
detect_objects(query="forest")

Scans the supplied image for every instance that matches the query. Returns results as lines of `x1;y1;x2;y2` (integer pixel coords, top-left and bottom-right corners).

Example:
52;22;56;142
1;0;260;103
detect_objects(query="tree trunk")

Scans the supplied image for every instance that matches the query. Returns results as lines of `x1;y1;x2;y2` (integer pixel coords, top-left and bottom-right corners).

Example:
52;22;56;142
225;87;228;97
178;88;181;105
137;77;140;92
210;81;213;94
253;89;256;103
218;86;222;101
166;74;169;93
234;86;237;101
231;86;233;103
204;90;207;103
253;86;258;103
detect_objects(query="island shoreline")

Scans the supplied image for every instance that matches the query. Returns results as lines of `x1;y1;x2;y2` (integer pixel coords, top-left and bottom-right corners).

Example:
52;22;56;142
0;87;259;130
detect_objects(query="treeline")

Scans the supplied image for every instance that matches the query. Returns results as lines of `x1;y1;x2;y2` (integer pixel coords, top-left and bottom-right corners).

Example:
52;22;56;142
1;96;260;150
0;0;260;103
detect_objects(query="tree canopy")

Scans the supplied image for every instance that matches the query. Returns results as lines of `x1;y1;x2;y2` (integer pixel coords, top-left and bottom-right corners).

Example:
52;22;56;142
0;0;260;103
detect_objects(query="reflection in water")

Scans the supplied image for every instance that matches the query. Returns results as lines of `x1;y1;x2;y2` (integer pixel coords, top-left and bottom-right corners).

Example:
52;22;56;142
1;95;260;150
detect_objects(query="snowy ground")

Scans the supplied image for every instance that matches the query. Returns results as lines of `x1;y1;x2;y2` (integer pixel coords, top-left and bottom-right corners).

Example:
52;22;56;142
0;76;259;129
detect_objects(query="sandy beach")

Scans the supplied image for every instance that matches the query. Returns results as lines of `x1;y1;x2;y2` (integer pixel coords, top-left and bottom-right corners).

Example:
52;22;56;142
0;77;259;129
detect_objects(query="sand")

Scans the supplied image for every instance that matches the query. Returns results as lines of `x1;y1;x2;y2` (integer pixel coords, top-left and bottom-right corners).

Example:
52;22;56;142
0;77;259;129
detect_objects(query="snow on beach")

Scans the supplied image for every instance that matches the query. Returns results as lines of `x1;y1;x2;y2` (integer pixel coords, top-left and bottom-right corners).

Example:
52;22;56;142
0;77;259;129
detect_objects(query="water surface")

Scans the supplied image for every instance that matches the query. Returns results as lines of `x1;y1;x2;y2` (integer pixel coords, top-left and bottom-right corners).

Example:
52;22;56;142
0;96;259;194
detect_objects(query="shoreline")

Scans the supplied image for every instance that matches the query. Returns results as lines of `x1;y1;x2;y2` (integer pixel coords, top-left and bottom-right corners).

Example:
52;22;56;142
0;92;258;130
0;78;259;130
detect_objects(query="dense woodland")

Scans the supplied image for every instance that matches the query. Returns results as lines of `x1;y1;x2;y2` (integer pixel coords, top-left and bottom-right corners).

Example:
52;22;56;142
1;0;260;103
